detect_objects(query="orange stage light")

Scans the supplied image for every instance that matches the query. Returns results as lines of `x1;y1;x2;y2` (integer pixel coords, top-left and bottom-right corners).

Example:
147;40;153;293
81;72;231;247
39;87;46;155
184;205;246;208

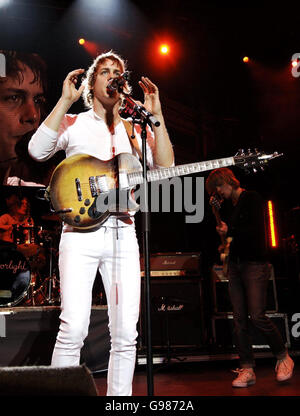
243;56;249;63
77;39;101;58
267;200;278;248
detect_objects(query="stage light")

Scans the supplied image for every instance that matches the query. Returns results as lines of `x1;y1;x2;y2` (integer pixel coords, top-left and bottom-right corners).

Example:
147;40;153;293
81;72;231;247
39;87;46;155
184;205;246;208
78;38;85;45
267;200;278;248
0;0;11;7
243;56;249;63
160;44;169;55
147;35;181;71
292;60;298;68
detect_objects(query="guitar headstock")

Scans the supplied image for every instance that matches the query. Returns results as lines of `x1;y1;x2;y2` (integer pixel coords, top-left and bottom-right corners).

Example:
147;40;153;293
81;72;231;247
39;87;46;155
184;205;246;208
233;149;283;173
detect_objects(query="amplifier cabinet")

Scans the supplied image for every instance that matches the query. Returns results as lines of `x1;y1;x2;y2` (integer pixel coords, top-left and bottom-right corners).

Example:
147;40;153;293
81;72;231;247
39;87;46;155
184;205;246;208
140;252;201;276
139;276;205;349
211;263;278;313
211;312;291;349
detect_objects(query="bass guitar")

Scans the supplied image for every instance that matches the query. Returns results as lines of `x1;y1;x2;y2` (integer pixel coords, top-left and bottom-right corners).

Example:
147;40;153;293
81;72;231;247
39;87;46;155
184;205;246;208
209;194;232;276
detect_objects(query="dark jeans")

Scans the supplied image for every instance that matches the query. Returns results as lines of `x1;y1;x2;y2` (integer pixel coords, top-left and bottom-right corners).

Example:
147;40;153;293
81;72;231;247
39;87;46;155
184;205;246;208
228;260;287;368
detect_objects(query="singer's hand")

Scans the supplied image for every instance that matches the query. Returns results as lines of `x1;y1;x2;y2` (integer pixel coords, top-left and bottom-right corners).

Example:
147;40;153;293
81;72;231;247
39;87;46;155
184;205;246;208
6;176;45;187
138;77;162;117
61;69;85;105
41;68;85;133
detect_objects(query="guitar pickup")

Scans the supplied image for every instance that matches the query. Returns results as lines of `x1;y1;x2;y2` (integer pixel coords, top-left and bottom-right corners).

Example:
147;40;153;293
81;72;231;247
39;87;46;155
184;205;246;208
89;176;98;197
96;175;109;193
75;178;82;201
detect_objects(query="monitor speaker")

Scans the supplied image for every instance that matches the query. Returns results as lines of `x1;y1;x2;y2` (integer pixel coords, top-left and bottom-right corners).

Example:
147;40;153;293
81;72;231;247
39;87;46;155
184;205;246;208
0;364;98;396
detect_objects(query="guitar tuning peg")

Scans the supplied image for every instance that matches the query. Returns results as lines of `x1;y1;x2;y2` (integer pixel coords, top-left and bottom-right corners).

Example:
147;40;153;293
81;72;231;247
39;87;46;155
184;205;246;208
247;148;252;154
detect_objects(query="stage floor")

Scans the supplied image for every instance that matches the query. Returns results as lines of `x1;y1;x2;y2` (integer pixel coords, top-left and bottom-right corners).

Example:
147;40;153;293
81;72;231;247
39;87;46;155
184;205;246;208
1;305;300;398
94;355;300;397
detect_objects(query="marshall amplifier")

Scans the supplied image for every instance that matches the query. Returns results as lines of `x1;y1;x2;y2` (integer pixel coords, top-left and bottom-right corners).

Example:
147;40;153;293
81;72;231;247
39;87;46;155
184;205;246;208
140;252;202;277
139;276;205;349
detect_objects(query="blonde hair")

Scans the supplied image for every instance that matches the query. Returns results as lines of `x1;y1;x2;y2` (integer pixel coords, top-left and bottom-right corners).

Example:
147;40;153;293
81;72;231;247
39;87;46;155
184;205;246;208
205;168;240;195
81;50;131;108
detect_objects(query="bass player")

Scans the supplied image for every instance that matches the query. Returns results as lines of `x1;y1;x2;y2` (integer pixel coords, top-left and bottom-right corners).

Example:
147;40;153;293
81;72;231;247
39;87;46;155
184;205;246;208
205;167;294;388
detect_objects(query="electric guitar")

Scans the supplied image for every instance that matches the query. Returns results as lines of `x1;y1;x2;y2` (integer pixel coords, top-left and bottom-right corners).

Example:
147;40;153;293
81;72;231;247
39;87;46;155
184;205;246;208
209;194;232;277
46;149;282;229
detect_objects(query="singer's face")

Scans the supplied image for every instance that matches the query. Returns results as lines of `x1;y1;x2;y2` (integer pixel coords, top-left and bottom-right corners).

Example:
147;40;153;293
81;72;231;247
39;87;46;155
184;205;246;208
215;182;233;200
92;59;122;105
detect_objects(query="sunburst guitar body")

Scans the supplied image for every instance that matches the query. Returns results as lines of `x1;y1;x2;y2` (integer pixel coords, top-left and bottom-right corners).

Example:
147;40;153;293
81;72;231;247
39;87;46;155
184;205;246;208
48;153;142;229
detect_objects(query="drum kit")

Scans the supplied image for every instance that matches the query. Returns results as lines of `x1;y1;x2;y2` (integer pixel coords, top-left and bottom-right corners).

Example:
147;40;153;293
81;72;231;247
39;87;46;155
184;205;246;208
0;215;61;308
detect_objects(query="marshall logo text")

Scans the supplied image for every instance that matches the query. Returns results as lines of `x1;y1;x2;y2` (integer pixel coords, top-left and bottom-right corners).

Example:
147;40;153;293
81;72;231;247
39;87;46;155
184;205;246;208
157;303;184;312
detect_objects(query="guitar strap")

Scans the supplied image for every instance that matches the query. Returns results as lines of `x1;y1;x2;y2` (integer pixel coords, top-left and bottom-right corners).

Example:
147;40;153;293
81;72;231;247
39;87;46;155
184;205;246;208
122;119;143;160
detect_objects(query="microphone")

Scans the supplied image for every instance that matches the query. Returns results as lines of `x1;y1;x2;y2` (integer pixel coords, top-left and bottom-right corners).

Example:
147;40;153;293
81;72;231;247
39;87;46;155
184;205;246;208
107;71;130;94
108;72;160;127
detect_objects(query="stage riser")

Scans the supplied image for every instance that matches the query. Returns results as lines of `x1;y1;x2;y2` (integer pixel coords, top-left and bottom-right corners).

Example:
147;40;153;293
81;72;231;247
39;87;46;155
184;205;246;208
0;307;110;372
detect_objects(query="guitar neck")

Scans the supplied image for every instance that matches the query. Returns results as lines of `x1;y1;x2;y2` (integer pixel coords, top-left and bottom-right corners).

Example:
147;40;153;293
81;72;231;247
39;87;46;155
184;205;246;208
128;156;235;186
212;207;222;227
212;206;226;245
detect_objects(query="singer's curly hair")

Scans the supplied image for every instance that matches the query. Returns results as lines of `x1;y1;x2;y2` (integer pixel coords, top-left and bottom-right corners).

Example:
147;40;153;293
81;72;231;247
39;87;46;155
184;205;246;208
205;168;240;195
81;50;132;109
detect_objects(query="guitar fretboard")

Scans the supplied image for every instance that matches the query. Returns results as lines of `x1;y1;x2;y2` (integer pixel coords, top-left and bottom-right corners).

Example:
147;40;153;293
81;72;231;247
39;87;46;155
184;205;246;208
128;156;235;186
212;206;226;245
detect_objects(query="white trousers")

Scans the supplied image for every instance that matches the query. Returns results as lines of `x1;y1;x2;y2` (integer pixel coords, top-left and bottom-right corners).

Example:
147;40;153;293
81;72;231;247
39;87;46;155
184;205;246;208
51;222;141;396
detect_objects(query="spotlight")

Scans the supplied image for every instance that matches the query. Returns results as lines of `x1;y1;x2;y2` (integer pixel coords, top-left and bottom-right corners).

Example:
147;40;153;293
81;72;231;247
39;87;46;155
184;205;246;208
159;44;169;55
0;0;11;7
291;53;300;78
78;38;85;45
243;56;249;63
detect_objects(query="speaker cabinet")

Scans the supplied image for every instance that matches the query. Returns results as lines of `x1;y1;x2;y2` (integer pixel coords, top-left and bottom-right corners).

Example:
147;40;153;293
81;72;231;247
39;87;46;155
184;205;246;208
139;277;205;349
0;364;98;396
211;263;278;313
212;312;291;349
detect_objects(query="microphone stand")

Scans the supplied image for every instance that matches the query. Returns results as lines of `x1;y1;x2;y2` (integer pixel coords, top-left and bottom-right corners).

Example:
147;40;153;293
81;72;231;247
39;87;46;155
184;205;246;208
121;92;160;397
